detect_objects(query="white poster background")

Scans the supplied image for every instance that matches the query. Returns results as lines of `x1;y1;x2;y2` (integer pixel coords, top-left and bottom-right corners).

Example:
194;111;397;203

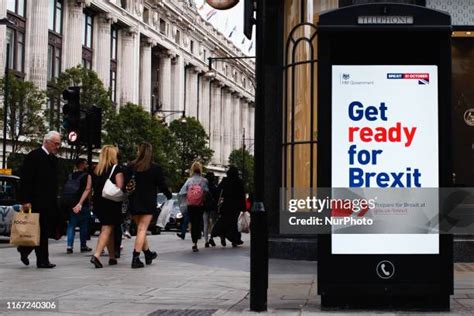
331;65;439;254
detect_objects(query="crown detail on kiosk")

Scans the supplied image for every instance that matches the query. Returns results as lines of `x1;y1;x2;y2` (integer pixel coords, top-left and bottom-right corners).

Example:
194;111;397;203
317;3;453;311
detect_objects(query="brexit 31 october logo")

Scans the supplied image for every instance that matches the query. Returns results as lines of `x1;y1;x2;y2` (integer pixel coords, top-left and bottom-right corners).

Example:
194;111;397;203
387;73;430;85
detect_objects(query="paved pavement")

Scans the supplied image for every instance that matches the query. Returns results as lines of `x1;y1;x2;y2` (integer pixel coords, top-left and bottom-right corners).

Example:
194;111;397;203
0;232;473;315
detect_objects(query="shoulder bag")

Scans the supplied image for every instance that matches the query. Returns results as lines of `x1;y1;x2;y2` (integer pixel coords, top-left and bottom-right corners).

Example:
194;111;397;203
102;165;126;202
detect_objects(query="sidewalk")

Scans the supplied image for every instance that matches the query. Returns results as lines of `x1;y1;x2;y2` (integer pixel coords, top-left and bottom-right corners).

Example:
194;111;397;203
0;232;472;315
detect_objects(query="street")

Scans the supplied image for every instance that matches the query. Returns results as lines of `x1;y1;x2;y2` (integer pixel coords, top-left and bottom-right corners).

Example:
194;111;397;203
0;232;473;315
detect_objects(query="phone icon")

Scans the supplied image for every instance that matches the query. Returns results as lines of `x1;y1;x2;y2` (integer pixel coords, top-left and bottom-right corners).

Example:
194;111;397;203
376;260;395;279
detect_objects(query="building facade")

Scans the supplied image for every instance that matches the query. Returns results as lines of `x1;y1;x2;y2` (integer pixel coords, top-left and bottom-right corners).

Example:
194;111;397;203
0;0;255;172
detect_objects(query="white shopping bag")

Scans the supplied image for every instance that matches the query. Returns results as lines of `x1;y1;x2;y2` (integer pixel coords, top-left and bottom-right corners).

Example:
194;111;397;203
156;200;173;228
237;211;251;233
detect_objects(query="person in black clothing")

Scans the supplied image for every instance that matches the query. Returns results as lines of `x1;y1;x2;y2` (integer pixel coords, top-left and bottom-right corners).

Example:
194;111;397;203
90;145;124;268
127;142;172;268
203;172;218;248
65;158;92;254
18;131;62;268
216;166;245;247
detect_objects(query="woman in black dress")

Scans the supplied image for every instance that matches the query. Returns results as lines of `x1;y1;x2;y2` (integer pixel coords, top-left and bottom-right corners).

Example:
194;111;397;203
128;142;172;268
90;145;124;268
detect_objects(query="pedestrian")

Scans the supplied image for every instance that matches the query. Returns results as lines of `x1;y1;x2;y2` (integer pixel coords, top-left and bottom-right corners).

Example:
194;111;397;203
216;166;245;247
179;161;209;252
127;142;172;268
64;158;92;254
17;131;62;268
203;172;218;248
90;145;124;268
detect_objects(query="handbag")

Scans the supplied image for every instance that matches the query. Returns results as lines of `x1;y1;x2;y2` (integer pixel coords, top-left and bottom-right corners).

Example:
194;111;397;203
237;211;251;233
102;165;126;202
10;208;40;247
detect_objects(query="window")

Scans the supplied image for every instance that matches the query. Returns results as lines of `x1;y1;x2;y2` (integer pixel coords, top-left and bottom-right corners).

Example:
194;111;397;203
203;49;207;61
83;13;93;48
7;0;25;17
143;8;149;24
175;30;180;44
47;44;61;81
120;0;127;9
159;19;166;35
6;17;26;73
110;70;117;103
190;40;194;54
48;0;63;34
110;25;119;103
82;12;93;69
111;27;118;61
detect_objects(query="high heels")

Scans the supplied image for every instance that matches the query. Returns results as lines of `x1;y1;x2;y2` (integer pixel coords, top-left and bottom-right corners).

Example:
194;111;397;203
90;255;103;268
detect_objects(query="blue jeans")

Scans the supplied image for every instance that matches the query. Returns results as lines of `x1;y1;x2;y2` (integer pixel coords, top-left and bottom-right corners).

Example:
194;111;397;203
180;211;190;236
66;206;90;248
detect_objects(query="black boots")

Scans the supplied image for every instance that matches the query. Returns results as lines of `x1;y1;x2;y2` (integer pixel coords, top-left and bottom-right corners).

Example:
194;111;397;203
143;249;157;265
131;250;144;269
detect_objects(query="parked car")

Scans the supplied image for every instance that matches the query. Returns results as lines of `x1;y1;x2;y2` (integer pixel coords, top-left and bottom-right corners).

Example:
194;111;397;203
0;174;21;236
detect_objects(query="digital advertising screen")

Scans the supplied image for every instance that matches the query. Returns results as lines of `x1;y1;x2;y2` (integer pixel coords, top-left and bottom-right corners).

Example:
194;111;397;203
331;65;439;255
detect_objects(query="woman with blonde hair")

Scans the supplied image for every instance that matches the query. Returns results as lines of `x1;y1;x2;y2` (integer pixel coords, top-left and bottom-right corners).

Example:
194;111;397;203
179;161;209;252
90;145;124;268
127;142;172;268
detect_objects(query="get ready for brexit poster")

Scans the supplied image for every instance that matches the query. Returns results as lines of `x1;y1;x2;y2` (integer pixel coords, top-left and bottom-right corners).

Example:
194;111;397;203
331;65;439;255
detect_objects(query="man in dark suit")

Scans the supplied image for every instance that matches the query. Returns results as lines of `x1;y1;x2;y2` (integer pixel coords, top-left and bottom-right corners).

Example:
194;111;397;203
18;131;61;268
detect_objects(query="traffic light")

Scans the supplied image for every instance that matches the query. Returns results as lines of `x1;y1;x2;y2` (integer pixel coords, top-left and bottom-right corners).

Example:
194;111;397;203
62;86;82;145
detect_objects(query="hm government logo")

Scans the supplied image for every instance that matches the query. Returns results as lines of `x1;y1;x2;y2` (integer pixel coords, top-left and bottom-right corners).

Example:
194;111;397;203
342;73;350;80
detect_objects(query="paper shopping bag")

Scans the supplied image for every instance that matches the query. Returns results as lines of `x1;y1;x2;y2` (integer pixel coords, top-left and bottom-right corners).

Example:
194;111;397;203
10;209;40;247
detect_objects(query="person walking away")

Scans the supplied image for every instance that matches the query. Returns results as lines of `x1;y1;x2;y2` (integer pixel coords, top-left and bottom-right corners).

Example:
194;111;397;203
203;172;218;248
127;143;172;268
179;162;209;252
217;166;245;247
17;131;62;268
90;145;124;268
64;158;92;254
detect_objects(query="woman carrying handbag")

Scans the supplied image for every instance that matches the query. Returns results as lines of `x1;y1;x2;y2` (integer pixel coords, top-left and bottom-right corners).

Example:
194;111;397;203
90;145;125;268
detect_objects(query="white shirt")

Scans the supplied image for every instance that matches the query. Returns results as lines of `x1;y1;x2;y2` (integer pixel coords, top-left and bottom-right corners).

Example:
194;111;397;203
41;146;50;155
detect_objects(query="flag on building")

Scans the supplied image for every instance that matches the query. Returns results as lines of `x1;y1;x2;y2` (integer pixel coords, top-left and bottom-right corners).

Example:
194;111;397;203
206;9;217;21
241;37;246;45
228;26;237;38
248;41;254;52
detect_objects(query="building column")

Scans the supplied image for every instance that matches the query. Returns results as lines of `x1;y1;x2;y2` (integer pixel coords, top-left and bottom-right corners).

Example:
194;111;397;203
249;104;255;154
64;0;83;69
241;99;249;147
186;65;199;118
0;1;7;75
234;94;242;150
159;50;172;117
94;13;112;88
211;81;222;165
200;77;211;135
26;0;49;89
139;39;153;111
223;88;233;164
171;54;185;114
120;28;139;105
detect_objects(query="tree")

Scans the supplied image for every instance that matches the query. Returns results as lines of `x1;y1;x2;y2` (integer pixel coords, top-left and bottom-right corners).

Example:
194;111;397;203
47;66;115;156
0;73;47;153
169;117;214;180
229;148;254;194
104;103;181;189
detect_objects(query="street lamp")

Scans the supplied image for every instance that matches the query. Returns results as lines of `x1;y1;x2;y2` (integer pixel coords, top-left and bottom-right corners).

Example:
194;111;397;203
1;18;14;169
153;109;187;123
205;0;239;10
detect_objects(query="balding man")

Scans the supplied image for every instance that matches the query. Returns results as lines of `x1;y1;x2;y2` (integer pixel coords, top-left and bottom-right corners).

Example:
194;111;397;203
17;131;61;268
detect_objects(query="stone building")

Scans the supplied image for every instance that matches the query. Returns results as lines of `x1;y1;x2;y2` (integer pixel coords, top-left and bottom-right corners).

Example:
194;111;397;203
0;0;255;173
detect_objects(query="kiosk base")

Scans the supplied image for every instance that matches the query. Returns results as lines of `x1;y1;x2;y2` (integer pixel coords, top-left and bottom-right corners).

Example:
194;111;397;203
321;295;450;311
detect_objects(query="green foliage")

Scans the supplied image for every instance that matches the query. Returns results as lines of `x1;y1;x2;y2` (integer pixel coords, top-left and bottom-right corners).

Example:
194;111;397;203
47;66;115;142
104;103;181;189
229;148;254;194
169;117;214;181
0;73;47;153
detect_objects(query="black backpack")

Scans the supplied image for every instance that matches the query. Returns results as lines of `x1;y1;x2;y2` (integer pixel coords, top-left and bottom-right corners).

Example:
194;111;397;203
61;172;87;206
